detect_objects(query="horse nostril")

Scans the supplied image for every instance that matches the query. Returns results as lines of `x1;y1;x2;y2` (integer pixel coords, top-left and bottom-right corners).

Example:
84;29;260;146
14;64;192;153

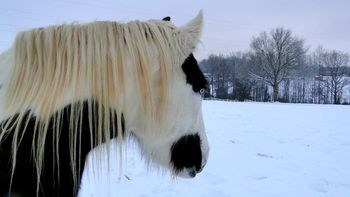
189;170;196;178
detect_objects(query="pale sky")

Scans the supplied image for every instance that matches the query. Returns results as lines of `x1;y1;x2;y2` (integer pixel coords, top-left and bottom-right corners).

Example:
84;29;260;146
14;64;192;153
1;0;349;60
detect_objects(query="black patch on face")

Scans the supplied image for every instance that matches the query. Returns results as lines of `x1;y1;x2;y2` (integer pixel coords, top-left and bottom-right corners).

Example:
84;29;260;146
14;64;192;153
181;54;208;93
170;134;202;173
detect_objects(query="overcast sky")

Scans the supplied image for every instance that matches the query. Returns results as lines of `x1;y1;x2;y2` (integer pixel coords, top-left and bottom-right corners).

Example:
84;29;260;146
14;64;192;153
1;0;349;60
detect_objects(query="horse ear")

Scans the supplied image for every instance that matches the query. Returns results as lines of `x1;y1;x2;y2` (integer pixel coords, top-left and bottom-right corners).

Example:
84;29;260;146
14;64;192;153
178;10;203;54
162;16;171;21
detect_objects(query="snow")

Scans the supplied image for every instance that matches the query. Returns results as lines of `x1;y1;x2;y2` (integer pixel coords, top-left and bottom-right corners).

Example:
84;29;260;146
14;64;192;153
79;101;350;197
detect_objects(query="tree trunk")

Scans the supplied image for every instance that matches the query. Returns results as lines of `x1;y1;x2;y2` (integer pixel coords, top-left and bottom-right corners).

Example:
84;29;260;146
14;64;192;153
334;86;338;104
272;83;279;102
302;78;305;103
211;75;214;97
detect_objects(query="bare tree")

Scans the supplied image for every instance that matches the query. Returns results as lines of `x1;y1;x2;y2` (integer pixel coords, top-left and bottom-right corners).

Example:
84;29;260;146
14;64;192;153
321;50;349;104
309;47;326;104
250;27;306;101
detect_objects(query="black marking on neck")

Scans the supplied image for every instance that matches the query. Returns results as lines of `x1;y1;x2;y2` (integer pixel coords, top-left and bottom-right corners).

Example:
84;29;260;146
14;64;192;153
0;101;126;195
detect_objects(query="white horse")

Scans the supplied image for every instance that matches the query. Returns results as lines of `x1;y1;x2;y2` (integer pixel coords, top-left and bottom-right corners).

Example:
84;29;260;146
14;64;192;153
0;12;209;197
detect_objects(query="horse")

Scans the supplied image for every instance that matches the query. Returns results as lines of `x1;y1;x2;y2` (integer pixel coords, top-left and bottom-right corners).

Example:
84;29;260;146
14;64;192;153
0;11;209;197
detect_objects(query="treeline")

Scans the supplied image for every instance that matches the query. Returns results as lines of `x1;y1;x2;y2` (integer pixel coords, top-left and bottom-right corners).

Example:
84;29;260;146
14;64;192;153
199;28;350;104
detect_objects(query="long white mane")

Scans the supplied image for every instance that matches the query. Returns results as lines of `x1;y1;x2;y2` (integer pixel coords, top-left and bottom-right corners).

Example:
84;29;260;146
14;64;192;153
0;12;203;189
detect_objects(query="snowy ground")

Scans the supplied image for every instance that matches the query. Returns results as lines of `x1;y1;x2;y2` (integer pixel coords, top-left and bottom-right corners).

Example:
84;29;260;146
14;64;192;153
79;101;350;197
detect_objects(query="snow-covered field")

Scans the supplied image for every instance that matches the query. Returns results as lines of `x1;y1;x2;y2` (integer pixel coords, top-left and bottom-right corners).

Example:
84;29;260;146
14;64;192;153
79;101;350;197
